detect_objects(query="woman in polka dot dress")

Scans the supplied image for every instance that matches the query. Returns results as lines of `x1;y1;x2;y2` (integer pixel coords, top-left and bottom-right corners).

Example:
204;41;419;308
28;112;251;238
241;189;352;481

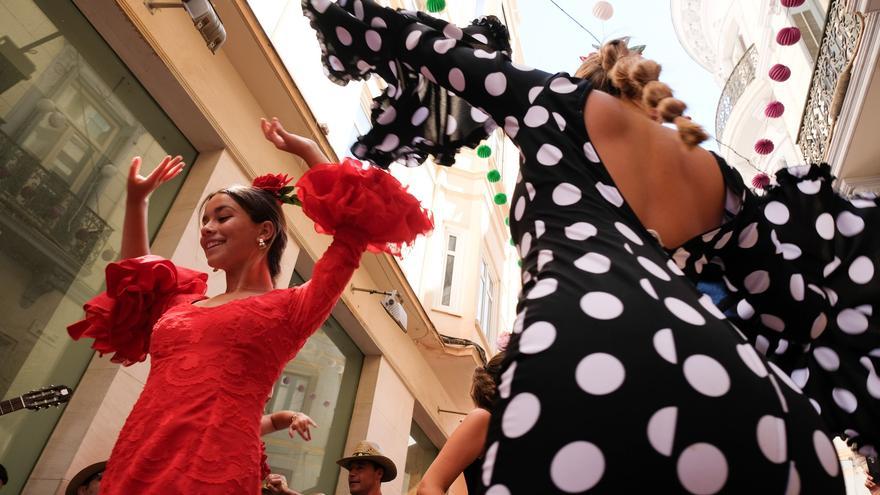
302;1;877;492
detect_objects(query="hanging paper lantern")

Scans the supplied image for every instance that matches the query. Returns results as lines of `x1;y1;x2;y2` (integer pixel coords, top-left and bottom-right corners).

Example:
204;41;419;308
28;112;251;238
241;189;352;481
517;259;522;267
427;0;446;13
592;1;614;21
752;173;771;189
780;0;805;7
509;237;515;246
776;27;801;46
487;169;501;182
504;217;510;226
493;192;508;205
477;145;493;158
764;101;785;118
769;64;791;82
754;139;775;155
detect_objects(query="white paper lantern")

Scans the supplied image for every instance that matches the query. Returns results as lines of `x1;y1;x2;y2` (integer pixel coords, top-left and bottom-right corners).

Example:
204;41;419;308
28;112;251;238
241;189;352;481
593;1;614;21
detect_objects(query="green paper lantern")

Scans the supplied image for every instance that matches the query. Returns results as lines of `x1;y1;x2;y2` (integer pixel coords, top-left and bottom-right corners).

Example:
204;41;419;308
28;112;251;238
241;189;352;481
477;145;492;158
427;0;446;12
504;217;510;226
517;259;523;267
493;192;508;205
509;237;515;246
487;169;501;182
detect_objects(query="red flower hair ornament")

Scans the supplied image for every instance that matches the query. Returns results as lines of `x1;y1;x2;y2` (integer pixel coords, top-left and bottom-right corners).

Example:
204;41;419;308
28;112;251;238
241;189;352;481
252;173;301;206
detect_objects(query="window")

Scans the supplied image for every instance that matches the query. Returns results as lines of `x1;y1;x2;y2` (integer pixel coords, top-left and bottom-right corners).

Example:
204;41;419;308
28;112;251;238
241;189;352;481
263;272;364;494
0;2;196;492
341;85;373;159
402;421;439;494
792;9;823;63
440;233;458;306
476;257;497;342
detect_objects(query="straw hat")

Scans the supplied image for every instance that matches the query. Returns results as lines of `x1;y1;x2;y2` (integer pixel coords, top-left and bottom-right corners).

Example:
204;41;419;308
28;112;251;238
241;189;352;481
336;441;397;482
66;461;106;495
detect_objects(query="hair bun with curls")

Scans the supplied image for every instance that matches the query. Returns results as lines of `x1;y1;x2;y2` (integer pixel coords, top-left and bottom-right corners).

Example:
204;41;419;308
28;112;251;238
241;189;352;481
577;38;708;148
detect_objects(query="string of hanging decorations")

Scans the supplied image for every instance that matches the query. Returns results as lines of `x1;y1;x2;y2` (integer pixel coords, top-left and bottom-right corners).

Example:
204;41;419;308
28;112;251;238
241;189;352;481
471;1;616;213
751;0;805;189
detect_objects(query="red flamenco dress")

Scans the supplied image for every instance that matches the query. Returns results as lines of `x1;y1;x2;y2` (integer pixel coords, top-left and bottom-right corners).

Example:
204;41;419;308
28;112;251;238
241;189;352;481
68;159;432;494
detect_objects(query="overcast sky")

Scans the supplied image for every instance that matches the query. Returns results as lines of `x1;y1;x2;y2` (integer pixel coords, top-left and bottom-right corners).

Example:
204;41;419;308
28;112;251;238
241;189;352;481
515;0;721;150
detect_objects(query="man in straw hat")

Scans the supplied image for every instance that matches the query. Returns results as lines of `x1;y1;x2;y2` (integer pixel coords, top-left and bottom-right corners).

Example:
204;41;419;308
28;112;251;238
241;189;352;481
336;441;397;495
65;461;106;495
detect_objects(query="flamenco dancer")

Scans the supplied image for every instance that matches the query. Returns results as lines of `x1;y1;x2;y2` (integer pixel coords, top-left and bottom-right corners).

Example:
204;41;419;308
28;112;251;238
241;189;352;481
67;120;432;494
301;1;879;493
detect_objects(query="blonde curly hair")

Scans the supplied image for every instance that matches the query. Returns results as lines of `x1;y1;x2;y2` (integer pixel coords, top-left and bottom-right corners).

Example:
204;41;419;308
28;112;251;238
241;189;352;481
575;38;708;148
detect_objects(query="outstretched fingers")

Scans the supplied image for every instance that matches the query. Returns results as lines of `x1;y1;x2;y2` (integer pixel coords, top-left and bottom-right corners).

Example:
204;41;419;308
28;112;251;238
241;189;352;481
149;156;184;185
261;117;286;149
128;156;143;180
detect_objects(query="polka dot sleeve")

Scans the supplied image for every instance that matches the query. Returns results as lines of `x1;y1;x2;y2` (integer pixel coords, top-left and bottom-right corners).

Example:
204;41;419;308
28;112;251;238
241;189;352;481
302;0;555;167
673;162;880;454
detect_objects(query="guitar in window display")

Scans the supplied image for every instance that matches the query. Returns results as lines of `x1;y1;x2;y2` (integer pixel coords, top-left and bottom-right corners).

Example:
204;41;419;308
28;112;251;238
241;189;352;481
0;385;72;416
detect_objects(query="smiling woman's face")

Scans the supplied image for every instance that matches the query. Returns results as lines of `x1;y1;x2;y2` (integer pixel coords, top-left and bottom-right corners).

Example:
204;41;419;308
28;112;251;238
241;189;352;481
199;193;265;271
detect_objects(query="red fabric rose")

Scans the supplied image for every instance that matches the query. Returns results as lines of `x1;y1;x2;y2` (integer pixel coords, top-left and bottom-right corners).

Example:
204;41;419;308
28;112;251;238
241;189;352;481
252;173;293;195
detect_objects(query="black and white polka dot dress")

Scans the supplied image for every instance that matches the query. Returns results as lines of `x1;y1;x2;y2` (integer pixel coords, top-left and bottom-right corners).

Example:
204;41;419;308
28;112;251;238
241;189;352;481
302;1;859;492
672;163;880;459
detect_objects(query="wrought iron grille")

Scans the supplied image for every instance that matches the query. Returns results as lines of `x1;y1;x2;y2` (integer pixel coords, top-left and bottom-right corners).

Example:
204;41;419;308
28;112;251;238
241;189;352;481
797;0;863;164
715;45;759;141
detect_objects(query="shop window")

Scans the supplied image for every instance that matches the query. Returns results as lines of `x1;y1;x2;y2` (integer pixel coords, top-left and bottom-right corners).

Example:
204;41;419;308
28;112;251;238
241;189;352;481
263;272;364;494
0;1;195;492
402;421;439;494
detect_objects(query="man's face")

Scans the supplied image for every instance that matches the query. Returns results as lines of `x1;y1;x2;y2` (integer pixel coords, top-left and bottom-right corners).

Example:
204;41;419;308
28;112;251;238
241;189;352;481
347;460;382;495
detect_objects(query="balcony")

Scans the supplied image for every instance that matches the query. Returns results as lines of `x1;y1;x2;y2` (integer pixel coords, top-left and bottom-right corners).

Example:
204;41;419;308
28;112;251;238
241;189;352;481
796;0;864;165
715;45;758;141
0;129;113;275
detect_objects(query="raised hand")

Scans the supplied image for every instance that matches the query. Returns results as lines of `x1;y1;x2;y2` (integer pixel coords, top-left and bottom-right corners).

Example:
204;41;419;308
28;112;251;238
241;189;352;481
260;117;328;167
127;155;185;203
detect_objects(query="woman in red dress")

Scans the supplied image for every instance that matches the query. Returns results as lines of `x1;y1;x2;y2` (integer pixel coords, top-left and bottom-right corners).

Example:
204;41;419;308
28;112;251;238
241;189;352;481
68;119;432;494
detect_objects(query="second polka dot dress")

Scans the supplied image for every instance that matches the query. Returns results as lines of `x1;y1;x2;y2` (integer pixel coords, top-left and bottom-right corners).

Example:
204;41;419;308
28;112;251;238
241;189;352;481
672;163;880;459
303;1;849;492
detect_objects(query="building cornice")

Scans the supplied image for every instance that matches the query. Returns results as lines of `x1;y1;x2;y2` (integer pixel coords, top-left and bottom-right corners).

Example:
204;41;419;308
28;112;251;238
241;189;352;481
670;0;716;72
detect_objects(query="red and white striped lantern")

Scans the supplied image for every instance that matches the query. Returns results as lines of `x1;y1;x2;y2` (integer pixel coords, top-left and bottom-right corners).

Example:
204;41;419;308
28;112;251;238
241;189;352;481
755;139;775;155
752;173;771;189
776;27;802;46
765;101;785;118
769;64;792;82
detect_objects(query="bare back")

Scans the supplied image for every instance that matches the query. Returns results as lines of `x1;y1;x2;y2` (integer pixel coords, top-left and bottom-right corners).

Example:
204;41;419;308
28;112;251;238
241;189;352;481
584;90;725;248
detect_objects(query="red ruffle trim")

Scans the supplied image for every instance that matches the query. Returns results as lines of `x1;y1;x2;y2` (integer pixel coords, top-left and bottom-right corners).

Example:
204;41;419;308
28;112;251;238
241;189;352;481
67;255;208;366
296;158;434;255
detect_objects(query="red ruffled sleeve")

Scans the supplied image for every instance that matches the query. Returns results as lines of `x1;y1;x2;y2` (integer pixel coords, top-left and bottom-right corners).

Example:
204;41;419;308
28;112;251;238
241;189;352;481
288;158;433;334
67;255;208;366
296;158;434;256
